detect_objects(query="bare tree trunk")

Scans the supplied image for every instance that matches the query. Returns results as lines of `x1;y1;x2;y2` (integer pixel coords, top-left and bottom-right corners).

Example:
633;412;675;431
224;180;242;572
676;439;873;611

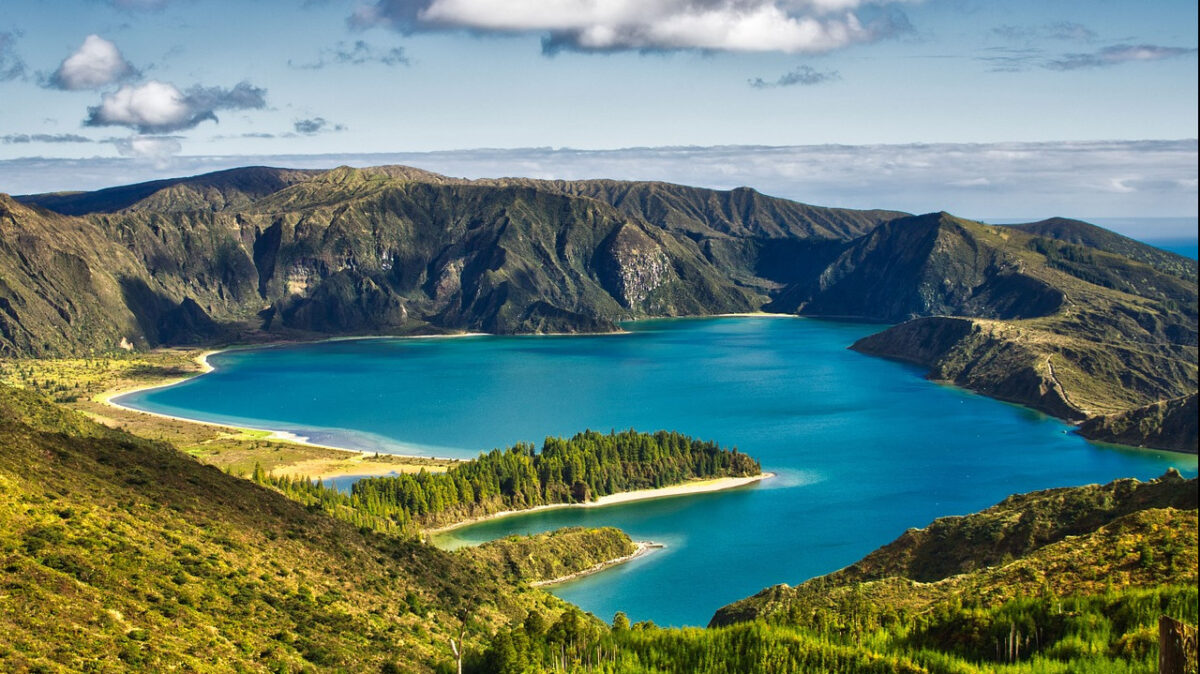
449;622;465;674
1159;615;1198;674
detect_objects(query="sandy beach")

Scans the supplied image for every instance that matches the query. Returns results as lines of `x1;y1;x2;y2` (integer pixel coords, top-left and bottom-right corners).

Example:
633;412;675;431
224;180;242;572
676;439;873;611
531;541;665;587
430;472;774;535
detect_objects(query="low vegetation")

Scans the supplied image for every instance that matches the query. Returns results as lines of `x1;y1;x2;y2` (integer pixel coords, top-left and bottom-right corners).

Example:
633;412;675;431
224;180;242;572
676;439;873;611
468;586;1196;673
463;527;638;585
0;384;606;672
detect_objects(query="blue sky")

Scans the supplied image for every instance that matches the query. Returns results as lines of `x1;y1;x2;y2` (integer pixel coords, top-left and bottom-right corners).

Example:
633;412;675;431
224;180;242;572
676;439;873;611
0;0;1196;230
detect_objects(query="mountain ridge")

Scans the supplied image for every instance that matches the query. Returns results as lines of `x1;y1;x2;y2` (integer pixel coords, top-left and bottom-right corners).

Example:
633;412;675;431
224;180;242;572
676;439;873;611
4;165;1197;451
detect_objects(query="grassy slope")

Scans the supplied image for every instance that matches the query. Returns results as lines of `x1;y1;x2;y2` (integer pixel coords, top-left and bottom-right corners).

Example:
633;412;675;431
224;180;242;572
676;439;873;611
710;471;1197;627
1077;393;1198;453
0;384;582;672
1008;217;1197;282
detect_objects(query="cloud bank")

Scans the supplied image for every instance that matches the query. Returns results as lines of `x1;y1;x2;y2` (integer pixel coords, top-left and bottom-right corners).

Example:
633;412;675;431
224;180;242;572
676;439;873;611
293;117;347;134
349;0;916;53
991;22;1096;43
2;133;94;144
290;40;409;69
1046;44;1198;71
83;80;268;133
980;42;1197;73
2;141;1195;234
48;34;138;90
0;31;27;81
749;64;839;88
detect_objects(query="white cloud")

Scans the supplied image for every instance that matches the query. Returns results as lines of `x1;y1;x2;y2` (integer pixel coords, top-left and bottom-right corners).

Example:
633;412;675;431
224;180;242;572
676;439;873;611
112;135;182;159
49;35;137;90
351;0;916;53
84;80;268;133
87;81;194;130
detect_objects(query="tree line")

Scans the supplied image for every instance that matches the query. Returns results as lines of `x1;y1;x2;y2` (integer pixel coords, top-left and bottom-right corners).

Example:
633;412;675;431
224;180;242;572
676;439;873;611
257;429;760;535
465;585;1198;674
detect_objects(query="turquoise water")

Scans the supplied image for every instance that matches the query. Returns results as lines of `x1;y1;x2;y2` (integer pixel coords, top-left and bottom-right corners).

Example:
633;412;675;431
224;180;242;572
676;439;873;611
117;317;1197;626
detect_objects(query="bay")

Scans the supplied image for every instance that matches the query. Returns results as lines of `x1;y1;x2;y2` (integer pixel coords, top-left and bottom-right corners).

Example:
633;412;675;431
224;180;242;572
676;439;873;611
116;317;1197;626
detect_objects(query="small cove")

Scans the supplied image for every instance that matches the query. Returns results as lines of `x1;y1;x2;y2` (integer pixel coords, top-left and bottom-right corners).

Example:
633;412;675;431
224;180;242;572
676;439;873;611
116;317;1198;626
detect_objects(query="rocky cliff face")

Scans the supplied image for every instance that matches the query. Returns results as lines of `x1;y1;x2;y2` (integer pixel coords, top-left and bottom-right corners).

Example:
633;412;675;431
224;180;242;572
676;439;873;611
13;166;888;349
601;224;672;309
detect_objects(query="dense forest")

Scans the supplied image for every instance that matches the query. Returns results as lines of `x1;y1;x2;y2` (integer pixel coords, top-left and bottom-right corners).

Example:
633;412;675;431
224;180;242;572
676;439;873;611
466;585;1198;673
260;429;761;533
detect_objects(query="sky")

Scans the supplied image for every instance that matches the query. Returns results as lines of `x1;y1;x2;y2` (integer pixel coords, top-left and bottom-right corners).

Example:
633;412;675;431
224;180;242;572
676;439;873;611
0;0;1196;233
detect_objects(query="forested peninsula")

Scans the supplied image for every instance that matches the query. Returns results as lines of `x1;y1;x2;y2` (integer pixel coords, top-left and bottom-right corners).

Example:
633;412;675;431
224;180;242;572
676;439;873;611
259;429;763;533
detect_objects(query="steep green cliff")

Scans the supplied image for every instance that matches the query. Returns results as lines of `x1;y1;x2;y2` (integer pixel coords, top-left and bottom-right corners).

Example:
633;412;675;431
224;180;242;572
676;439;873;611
11;166;905;349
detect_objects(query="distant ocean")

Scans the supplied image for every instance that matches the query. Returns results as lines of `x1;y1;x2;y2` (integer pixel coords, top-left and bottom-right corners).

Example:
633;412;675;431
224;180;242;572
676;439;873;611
1141;238;1199;260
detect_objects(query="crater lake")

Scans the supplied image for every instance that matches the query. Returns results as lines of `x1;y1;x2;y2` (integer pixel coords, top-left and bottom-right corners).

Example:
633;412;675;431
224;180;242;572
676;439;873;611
115;317;1198;626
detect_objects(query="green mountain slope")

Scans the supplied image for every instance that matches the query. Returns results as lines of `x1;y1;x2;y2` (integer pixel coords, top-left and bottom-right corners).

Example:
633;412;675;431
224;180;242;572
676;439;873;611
0;384;579;672
6;165;1197;450
1009;217;1197;281
9;166;903;347
828;213;1197;446
0;195;219;357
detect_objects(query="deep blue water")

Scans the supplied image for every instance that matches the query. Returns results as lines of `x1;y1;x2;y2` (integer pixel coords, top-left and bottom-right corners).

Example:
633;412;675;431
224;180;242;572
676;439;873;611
1145;238;1199;260
117;317;1197;626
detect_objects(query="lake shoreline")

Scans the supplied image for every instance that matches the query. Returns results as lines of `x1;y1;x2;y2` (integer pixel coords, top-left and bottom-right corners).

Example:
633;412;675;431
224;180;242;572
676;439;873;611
531;541;666;588
94;336;490;479
429;473;775;537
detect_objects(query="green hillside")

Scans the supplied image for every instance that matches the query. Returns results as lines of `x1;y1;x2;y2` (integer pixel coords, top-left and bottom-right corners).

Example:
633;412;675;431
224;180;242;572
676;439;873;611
1009;217;1197;281
2;379;1196;672
0;383;587;672
467;472;1197;673
8;166;901;350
